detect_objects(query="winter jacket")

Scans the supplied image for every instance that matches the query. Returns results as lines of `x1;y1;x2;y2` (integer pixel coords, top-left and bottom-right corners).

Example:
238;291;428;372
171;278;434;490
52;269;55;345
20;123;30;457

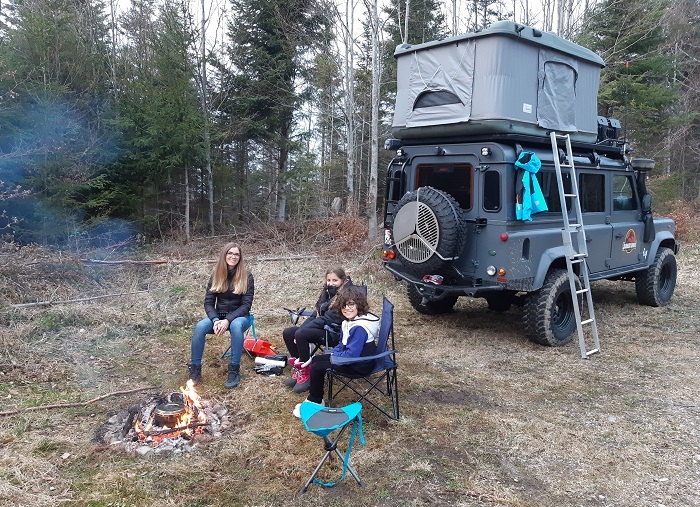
332;312;380;359
301;278;356;333
204;268;254;323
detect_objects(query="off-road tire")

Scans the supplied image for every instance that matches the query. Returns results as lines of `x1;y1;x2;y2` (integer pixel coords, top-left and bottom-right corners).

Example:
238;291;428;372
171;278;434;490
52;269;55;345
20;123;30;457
407;282;459;315
392;186;467;273
523;269;582;346
635;247;677;307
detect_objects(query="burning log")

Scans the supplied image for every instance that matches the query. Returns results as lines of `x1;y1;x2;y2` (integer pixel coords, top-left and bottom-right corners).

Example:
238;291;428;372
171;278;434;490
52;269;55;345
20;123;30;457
136;422;210;438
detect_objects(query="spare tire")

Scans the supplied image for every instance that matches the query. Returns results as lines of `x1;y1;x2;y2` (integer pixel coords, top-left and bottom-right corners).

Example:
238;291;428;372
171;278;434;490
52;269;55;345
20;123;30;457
391;186;467;273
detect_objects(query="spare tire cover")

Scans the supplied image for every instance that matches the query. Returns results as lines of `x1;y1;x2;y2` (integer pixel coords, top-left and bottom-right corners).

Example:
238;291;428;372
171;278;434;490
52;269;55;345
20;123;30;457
392;186;466;273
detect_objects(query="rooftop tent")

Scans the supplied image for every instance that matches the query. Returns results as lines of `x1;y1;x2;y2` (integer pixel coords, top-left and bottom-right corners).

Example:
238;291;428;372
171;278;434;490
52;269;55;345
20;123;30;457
392;21;605;142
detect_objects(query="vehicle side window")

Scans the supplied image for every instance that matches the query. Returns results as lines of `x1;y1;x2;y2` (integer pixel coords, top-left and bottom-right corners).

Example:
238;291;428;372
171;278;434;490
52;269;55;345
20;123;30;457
579;173;605;212
483;171;500;212
416;164;472;209
612;174;636;211
537;170;571;213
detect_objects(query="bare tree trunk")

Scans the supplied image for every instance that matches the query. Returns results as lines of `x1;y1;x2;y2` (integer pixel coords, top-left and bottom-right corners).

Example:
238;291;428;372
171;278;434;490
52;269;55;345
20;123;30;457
201;0;214;235
185;167;191;243
344;0;357;215
368;0;381;241
404;0;410;43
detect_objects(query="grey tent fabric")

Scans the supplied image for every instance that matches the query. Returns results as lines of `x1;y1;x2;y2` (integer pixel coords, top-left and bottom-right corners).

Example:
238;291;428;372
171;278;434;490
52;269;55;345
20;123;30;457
402;40;475;128
537;49;579;132
391;21;605;142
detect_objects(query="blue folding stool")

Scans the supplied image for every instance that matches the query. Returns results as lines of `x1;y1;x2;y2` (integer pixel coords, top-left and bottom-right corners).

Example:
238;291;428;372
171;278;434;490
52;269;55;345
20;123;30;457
298;401;366;494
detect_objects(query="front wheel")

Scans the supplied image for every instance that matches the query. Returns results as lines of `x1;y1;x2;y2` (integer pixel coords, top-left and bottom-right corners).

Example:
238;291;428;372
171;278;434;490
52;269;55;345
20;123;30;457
635;247;677;307
523;269;581;346
406;283;458;315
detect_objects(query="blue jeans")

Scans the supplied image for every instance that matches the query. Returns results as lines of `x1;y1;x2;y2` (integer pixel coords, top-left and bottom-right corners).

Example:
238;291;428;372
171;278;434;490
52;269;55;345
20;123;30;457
190;315;251;365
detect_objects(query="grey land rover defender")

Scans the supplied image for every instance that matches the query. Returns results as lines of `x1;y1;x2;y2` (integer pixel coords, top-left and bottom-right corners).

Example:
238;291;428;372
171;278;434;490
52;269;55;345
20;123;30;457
381;21;680;347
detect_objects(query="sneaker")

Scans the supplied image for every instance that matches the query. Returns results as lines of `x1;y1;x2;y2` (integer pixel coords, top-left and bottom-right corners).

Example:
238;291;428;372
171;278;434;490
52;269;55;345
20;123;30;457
293;399;325;418
292;366;311;393
288;357;298;367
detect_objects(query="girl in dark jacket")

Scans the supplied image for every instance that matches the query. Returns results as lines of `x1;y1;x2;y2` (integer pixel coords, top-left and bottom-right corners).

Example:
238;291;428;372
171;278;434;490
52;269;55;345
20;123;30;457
188;243;254;388
282;267;353;393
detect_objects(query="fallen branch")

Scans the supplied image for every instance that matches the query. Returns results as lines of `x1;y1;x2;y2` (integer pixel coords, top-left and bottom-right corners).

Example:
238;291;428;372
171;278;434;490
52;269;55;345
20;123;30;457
0;386;158;417
81;259;173;265
10;290;158;309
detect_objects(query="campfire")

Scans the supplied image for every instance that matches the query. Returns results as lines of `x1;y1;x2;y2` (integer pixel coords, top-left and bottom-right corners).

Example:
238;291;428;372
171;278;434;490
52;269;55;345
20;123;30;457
96;380;229;456
132;380;208;445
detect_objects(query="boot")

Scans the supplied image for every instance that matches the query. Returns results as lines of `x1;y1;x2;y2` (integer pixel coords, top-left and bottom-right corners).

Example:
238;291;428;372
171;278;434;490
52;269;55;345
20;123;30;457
225;363;240;388
284;366;300;388
188;363;202;385
292;365;311;393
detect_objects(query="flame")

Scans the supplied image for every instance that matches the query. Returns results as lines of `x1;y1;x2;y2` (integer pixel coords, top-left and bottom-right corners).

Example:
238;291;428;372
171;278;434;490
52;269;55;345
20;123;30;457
132;380;208;446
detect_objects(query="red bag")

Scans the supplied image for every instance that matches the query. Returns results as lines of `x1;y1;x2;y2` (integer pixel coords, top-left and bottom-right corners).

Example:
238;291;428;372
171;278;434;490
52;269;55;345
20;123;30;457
244;337;276;357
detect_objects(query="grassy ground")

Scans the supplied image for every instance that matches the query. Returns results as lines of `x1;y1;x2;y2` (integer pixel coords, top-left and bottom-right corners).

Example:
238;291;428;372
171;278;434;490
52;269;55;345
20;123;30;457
1;232;699;507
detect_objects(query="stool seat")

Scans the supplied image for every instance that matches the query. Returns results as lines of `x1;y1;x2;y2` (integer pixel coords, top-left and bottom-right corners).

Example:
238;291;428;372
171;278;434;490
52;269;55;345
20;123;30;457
298;401;366;494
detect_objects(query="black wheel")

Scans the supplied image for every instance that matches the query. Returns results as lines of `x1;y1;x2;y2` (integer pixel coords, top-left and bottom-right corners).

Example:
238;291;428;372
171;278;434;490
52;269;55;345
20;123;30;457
523;269;581;346
406;283;458;315
484;292;514;312
391;187;467;273
635;247;677;307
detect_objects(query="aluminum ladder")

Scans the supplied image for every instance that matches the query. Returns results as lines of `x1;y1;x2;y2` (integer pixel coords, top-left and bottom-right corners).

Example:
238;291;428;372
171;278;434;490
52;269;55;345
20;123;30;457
549;132;600;358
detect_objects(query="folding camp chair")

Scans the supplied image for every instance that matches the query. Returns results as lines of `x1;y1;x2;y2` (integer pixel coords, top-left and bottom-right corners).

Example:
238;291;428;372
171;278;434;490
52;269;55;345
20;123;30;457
326;297;399;420
298;401;366;494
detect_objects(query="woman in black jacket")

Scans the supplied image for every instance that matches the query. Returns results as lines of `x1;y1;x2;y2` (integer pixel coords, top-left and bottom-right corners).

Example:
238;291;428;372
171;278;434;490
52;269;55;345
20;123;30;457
188;243;254;388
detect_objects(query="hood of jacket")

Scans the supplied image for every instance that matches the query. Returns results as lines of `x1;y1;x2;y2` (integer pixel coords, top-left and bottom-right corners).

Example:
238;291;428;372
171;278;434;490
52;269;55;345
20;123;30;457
341;312;380;344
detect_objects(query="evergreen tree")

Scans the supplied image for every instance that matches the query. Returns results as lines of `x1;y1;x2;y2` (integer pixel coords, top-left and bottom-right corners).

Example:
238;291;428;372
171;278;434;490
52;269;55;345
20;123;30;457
0;0;116;244
576;0;678;160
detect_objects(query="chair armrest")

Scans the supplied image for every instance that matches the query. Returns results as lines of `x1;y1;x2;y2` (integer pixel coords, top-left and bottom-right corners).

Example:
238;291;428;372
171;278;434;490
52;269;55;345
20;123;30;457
330;350;396;366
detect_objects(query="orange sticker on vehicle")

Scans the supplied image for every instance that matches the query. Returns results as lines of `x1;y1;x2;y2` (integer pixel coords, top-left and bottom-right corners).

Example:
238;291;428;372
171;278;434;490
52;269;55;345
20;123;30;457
622;229;637;253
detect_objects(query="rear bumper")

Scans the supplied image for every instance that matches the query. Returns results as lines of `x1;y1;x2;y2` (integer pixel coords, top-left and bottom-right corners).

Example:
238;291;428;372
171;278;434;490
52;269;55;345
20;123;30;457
383;262;504;297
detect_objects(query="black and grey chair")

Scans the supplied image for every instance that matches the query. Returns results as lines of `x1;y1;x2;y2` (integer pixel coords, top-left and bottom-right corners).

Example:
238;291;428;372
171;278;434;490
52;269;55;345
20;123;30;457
326;296;399;420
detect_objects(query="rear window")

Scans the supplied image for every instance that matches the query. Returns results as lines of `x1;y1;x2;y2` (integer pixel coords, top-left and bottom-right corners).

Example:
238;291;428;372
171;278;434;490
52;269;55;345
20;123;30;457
416;164;472;209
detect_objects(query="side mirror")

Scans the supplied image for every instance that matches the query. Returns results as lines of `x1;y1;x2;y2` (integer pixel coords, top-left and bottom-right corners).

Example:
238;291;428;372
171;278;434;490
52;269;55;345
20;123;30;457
641;194;652;213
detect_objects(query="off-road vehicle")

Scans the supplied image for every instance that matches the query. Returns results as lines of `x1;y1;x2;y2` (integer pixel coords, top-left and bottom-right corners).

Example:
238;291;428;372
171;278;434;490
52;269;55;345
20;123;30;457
381;21;680;346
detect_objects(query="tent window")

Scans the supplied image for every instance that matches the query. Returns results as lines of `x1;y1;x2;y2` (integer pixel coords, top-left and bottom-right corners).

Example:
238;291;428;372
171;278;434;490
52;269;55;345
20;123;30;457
413;90;462;109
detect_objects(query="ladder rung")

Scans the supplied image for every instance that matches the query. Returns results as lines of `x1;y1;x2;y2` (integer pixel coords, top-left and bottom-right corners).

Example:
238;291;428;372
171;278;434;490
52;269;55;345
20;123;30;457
576;288;589;295
581;318;594;325
572;253;587;258
568;223;582;228
570;258;584;264
564;193;577;198
585;349;600;357
560;164;573;168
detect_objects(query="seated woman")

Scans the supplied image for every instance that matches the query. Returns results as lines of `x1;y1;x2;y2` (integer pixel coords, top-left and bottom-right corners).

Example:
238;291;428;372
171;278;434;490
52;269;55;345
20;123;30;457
187;242;254;388
282;267;353;393
293;286;379;417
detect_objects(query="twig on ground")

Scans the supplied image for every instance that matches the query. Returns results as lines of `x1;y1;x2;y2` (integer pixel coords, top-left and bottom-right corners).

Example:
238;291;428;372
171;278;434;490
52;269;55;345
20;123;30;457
10;289;160;308
0;386;158;416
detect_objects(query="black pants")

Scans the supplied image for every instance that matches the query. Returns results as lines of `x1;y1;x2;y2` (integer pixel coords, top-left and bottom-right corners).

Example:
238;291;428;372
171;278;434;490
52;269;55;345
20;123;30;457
307;347;376;404
282;326;325;363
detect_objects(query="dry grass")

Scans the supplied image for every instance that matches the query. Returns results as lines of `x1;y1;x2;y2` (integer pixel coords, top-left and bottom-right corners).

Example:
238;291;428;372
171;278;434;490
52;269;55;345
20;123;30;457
1;228;699;507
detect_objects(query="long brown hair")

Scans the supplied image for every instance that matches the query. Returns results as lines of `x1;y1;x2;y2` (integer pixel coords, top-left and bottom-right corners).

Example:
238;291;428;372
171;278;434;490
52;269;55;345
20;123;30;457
210;242;248;294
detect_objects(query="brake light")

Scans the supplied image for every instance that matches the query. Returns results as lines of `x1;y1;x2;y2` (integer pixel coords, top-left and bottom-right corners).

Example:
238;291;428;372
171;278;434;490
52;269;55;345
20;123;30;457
382;250;396;261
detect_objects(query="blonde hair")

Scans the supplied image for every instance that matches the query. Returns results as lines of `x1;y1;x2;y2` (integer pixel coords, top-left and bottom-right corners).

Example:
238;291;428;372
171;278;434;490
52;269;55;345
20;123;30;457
210;242;248;294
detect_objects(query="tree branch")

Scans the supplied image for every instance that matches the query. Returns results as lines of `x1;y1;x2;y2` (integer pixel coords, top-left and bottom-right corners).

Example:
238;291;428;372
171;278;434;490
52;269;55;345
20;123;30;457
0;386;158;417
